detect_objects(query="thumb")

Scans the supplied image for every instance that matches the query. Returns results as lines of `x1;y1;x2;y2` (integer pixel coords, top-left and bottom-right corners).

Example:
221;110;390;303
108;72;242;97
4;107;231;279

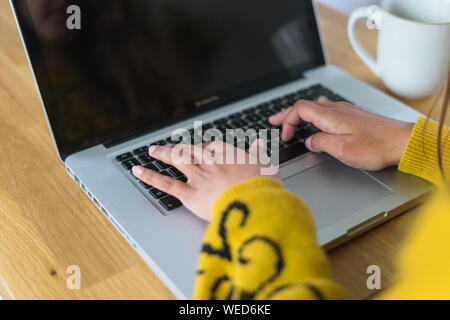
305;132;344;156
281;100;341;141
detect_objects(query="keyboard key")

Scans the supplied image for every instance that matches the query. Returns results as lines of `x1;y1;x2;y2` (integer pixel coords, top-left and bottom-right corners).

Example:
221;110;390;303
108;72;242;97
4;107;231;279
216;126;228;134
256;103;270;111
228;112;242;120
121;158;140;171
148;188;167;199
258;109;273;118
203;123;214;130
166;136;176;144
204;131;223;142
251;123;266;131
144;163;159;172
139;181;151;189
139;154;155;164
308;124;321;134
133;146;148;155
243;107;256;114
269;104;284;113
151;140;167;146
213;118;229;126
230;119;248;128
284;136;301;146
278;141;309;164
159;170;172;177
294;128;313;142
296;121;310;130
130;171;139;180
280;98;290;106
245;114;262;123
168;167;184;178
155;160;171;171
159;196;183;211
260;120;279;129
116;153;133;162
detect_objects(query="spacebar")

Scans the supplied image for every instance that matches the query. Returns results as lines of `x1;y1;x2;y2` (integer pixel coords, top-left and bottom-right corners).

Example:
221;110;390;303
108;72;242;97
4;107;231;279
279;141;309;164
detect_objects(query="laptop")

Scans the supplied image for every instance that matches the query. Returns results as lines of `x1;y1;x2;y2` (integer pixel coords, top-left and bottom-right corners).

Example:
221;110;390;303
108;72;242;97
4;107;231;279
11;0;433;299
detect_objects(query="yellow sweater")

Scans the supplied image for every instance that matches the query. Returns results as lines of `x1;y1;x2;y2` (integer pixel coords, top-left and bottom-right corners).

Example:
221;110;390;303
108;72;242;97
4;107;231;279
194;116;450;300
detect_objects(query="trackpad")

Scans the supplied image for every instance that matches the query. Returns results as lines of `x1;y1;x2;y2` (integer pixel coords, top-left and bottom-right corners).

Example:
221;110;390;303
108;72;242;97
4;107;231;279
283;159;392;229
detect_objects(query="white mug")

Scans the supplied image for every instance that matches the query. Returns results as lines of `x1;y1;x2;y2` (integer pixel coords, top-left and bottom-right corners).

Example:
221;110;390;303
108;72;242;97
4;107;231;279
348;0;450;99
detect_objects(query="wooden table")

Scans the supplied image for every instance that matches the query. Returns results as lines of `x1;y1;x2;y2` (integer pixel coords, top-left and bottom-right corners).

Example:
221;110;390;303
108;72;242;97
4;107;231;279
0;3;444;300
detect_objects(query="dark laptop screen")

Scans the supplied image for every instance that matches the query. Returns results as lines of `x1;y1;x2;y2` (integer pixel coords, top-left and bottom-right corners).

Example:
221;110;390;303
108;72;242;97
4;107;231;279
12;0;324;159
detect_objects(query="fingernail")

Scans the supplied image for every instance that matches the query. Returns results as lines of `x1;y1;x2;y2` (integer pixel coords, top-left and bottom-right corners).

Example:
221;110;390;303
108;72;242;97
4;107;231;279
132;166;144;176
148;145;158;155
305;136;312;150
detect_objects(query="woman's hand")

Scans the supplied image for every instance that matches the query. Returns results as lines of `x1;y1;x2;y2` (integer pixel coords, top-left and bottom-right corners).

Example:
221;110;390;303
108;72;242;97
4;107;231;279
132;141;281;222
270;97;415;171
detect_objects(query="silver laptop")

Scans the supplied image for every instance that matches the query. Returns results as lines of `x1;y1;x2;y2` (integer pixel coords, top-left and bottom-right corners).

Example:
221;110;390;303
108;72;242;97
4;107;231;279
11;0;433;299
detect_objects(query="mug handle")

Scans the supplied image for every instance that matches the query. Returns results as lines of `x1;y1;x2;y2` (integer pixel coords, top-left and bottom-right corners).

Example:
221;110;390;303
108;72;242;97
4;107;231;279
347;7;381;76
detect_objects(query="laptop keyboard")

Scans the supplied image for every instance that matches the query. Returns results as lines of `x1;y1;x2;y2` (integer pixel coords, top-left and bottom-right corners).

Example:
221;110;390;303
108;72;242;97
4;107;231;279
115;84;348;212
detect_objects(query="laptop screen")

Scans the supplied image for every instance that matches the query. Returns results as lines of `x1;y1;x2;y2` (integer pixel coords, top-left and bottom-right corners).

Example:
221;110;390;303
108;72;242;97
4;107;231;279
13;0;325;159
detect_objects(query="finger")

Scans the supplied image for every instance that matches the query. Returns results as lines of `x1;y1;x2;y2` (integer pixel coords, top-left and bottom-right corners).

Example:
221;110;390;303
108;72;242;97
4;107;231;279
149;145;199;176
249;139;271;165
281;100;341;141
280;100;324;140
305;132;347;159
269;108;290;126
132;166;191;201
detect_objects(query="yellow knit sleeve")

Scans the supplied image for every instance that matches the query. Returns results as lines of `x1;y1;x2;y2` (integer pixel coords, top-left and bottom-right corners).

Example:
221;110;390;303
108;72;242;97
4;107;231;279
193;177;346;300
379;191;450;299
399;116;450;185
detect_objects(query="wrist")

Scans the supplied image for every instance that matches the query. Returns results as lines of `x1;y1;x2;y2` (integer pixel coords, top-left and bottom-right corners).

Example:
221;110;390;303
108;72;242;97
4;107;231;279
389;122;415;166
